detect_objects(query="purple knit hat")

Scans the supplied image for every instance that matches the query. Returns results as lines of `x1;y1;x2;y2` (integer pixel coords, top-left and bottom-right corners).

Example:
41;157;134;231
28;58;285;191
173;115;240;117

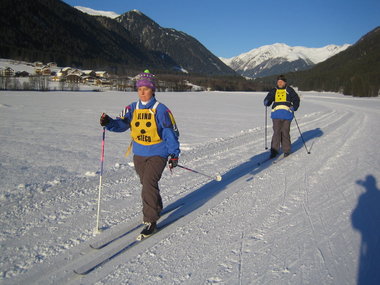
136;70;156;90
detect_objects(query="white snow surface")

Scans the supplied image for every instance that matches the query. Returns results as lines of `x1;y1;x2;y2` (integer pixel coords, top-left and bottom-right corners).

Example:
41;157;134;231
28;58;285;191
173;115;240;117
0;59;43;74
1;90;379;284
220;43;351;71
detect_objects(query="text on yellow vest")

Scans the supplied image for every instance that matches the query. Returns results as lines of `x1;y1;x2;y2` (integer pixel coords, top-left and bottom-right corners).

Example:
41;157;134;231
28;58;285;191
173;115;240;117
131;101;162;145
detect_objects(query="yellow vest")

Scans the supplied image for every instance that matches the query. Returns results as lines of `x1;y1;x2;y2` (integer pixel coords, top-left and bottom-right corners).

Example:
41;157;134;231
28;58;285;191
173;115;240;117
130;101;162;145
273;89;291;112
275;89;287;102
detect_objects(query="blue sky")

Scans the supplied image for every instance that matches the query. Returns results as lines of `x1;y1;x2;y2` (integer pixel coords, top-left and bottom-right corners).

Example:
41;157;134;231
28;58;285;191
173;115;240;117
63;0;379;58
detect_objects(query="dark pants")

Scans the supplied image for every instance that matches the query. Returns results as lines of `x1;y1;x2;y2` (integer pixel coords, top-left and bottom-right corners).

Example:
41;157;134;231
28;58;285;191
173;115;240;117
133;155;167;223
271;119;292;154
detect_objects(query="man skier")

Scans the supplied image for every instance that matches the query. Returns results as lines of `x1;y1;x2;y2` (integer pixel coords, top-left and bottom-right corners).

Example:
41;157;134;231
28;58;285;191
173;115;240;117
264;75;300;158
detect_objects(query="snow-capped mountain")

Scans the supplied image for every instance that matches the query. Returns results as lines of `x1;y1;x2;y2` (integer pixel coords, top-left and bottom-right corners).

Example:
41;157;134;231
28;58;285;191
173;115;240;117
74;6;120;19
220;43;351;78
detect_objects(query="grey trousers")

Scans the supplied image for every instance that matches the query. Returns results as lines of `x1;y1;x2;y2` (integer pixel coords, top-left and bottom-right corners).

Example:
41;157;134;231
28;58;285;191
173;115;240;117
133;155;167;223
271;119;292;154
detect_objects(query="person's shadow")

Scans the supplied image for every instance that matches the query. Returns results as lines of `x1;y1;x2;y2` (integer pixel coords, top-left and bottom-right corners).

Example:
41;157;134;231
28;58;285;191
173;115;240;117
351;175;380;285
159;128;324;228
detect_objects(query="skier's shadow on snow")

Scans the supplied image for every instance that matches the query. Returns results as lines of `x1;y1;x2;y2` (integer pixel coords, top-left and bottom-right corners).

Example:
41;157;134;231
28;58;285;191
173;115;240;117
351;175;380;285
290;127;322;154
160;128;323;228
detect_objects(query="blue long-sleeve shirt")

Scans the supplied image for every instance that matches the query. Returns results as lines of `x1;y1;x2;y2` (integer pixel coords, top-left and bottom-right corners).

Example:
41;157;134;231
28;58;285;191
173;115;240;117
105;97;180;158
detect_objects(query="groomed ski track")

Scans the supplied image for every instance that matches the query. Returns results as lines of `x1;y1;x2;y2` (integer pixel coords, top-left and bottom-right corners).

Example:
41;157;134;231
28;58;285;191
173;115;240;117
3;92;379;284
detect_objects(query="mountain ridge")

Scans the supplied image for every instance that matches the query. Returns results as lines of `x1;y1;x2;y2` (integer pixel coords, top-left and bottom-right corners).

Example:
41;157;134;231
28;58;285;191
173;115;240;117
220;43;350;78
253;26;380;97
71;5;352;79
0;0;235;76
116;10;236;75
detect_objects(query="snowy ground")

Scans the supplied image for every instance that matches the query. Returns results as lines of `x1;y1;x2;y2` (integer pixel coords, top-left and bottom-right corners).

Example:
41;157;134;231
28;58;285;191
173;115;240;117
0;90;379;285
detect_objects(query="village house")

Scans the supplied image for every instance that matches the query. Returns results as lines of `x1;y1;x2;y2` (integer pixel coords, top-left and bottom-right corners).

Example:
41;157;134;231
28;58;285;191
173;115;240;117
46;62;57;68
82;70;96;77
66;74;82;83
95;78;111;86
41;67;52;76
0;67;15;77
33;62;44;67
95;71;109;78
59;67;73;77
81;70;97;84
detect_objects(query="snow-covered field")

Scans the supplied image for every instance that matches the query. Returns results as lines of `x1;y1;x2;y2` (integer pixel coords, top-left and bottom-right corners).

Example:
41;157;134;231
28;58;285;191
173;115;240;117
1;90;379;284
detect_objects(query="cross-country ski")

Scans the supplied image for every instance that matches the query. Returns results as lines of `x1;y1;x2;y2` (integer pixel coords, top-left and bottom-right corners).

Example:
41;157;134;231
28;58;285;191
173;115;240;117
74;207;187;275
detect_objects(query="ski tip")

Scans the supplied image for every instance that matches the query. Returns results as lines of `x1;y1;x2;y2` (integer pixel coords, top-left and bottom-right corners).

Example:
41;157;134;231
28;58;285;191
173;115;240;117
136;234;149;241
136;228;158;241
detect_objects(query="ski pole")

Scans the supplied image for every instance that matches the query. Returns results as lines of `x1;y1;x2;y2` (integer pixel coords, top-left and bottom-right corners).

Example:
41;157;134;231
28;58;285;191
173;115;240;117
95;127;106;234
293;113;311;154
265;106;268;149
177;164;222;181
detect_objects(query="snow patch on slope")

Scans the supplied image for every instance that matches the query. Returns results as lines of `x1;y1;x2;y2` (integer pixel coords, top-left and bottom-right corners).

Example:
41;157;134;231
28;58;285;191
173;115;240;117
74;6;120;19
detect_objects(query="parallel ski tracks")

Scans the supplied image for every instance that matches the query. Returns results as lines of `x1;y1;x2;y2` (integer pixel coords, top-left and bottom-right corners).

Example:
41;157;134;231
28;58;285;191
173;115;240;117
17;106;352;284
178;109;342;176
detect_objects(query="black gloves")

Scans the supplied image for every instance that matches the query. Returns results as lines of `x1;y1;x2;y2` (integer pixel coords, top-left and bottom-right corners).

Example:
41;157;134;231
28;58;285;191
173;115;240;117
168;155;178;169
100;113;110;126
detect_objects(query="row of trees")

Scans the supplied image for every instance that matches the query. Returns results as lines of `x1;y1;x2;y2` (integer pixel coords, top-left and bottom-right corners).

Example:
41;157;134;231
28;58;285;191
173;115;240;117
0;73;268;92
3;70;378;96
4;58;378;95
253;63;379;98
255;70;379;98
157;73;266;92
0;76;79;91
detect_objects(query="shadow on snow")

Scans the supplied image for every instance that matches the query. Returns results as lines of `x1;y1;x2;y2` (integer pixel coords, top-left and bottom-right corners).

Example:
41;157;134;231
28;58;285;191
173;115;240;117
160;127;324;229
78;128;324;274
351;175;380;285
